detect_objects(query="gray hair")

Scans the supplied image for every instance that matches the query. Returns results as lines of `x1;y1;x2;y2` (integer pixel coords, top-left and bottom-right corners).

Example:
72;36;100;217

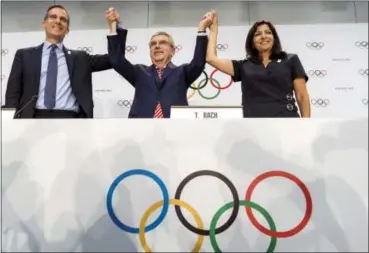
149;31;175;48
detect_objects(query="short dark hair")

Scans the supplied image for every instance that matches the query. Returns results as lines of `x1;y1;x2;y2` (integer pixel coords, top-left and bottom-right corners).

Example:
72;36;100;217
245;20;286;61
43;4;70;27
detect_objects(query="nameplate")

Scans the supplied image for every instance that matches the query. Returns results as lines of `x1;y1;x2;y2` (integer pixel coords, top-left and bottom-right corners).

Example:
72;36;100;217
170;106;243;119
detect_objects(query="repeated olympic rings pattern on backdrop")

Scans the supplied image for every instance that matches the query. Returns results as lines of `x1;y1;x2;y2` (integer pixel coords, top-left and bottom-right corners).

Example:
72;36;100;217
216;43;228;51
175;45;183;52
311;98;330;107
355;41;368;49
308;70;327;77
306;42;324;50
362;99;368;105
117;100;133;108
106;169;313;252
1;48;9;56
187;70;234;100
125;45;137;53
1;74;5;81
358;69;369;76
77;47;93;54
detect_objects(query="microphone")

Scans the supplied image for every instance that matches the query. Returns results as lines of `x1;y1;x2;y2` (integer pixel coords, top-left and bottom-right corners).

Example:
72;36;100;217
14;95;38;118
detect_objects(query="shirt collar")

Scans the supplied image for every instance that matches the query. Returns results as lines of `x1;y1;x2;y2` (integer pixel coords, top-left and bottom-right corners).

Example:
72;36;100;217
43;40;63;51
156;60;174;69
155;65;167;70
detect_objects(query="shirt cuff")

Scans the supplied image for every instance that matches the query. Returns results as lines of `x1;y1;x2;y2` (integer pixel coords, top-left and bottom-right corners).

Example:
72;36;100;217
197;31;207;36
107;23;124;36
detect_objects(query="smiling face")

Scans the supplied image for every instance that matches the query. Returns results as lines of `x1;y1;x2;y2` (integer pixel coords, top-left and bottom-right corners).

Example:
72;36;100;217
149;33;175;65
252;24;274;53
42;7;69;42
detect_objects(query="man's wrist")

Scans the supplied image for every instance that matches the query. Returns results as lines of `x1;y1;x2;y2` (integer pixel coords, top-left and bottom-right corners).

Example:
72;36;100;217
198;24;206;32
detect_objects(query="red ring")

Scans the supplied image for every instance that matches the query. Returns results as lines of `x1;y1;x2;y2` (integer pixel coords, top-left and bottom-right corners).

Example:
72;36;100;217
245;171;313;238
210;69;233;90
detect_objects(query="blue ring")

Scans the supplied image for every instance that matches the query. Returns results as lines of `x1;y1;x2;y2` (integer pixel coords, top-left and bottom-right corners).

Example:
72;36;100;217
106;169;169;233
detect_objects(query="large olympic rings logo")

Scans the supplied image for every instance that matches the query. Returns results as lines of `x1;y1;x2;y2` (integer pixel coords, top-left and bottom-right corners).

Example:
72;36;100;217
125;45;137;53
359;69;369;76
216;43;228;51
106;169;313;252
1;49;9;56
308;70;327;77
117;99;133;108
77;47;93;53
187;70;234;100
355;41;368;49
306;42;324;50
311;98;330;107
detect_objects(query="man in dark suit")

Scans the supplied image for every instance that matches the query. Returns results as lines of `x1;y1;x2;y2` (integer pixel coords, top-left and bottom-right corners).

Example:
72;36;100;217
105;8;213;118
4;4;122;118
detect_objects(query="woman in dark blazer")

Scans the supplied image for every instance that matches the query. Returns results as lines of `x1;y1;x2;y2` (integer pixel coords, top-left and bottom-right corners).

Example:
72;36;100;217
206;12;311;118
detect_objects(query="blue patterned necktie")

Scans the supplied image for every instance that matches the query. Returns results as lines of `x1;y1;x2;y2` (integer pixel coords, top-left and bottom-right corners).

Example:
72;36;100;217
44;44;58;109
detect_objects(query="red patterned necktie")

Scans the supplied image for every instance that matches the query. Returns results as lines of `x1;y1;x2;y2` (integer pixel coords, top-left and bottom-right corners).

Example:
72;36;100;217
154;68;164;118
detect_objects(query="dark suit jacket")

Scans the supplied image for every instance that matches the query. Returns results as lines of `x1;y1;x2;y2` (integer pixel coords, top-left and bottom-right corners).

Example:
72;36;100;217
107;29;208;118
4;29;126;118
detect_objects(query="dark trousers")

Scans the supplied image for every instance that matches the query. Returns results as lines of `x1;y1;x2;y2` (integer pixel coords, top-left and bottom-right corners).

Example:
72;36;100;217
34;109;79;118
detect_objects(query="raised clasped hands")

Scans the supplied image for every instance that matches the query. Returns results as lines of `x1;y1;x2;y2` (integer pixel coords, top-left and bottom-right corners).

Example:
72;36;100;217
105;7;120;31
209;10;218;31
199;11;215;31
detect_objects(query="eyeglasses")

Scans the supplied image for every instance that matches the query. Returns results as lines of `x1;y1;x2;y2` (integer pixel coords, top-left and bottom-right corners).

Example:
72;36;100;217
149;40;172;48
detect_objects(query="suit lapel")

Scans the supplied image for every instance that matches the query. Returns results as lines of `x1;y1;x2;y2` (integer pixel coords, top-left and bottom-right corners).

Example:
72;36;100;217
32;44;43;95
150;64;161;88
161;62;176;84
150;62;176;89
62;46;74;79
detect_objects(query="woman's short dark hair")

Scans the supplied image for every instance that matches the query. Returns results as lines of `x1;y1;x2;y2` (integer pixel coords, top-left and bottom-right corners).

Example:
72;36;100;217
245;20;286;61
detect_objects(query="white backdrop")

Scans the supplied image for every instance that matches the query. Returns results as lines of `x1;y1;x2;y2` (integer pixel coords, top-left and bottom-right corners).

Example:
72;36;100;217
1;23;368;118
2;118;368;252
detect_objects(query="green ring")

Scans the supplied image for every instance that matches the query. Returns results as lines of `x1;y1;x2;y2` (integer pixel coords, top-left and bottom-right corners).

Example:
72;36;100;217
210;200;277;253
197;78;221;100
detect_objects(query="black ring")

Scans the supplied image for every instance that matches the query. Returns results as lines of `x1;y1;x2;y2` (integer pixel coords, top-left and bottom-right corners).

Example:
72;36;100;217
189;71;208;90
174;170;239;236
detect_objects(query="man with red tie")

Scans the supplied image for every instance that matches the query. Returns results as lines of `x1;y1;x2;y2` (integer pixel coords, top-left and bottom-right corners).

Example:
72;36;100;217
105;8;213;118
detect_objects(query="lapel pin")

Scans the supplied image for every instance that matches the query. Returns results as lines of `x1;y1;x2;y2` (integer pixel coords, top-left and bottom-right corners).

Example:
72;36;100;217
68;51;71;54
277;59;281;63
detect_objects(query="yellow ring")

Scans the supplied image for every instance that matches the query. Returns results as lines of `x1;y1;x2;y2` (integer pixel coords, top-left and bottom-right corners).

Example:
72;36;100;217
139;199;204;252
187;83;197;100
